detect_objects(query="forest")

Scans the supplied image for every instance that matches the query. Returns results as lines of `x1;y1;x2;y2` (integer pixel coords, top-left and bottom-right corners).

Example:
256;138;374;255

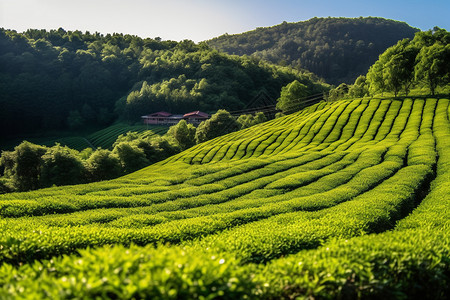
0;28;327;138
208;17;419;84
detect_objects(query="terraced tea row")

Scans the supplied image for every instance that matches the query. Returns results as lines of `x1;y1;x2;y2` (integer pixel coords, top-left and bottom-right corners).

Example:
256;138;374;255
0;98;448;298
0;124;168;152
87;124;168;149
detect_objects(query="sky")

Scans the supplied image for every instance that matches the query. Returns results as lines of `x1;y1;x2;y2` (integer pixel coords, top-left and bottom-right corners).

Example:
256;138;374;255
0;0;449;42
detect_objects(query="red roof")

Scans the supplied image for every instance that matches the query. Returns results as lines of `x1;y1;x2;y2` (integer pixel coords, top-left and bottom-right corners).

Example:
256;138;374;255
148;111;172;117
183;111;209;118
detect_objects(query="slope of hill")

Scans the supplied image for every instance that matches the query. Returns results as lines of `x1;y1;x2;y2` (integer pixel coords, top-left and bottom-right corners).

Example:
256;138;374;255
0;28;327;137
208;17;419;84
0;123;168;152
0;96;449;298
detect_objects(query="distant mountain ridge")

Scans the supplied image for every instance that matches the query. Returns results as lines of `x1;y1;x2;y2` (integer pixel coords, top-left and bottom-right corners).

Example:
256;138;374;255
208;17;419;84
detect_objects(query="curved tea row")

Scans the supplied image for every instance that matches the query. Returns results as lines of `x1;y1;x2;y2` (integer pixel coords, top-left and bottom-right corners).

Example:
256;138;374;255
0;98;448;298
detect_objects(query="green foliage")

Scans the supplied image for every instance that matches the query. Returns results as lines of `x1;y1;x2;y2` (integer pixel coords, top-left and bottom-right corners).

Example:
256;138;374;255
40;144;86;187
112;142;149;174
86;149;122;181
67;110;86;130
0;97;449;298
348;75;369;98
415;43;450;95
208;17;419;84
276;80;308;113
195;110;240;144
236;112;267;129
0;177;13;194
0;28;328;137
382;39;418;96
327;83;349;101
366;28;450;97
88;123;166;150
167;120;196;150
0;141;46;191
0;125;174;192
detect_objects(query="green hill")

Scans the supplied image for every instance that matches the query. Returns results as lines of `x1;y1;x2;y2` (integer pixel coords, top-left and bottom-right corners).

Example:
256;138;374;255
0;28;327;138
208;17;419;84
0;123;168;152
0;96;449;298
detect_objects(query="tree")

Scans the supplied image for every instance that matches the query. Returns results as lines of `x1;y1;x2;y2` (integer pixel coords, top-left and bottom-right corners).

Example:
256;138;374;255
237;112;267;129
367;39;419;97
348;75;369;98
0;150;15;178
366;60;386;95
112;142;149;173
415;44;450;95
67;110;85;130
328;83;349;101
276;80;308;113
40;144;86;187
167;120;196;150
0;177;13;194
81;103;96;123
86;149;122;181
195;110;240;143
383;41;418;97
2;141;47;191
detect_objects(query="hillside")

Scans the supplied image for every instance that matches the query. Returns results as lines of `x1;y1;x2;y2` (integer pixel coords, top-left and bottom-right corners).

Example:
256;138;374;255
208;17;419;84
0;97;449;298
0;28;327;137
0;123;168;152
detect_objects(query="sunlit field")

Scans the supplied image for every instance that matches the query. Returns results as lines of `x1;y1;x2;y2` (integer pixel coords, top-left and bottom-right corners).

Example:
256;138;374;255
0;97;449;298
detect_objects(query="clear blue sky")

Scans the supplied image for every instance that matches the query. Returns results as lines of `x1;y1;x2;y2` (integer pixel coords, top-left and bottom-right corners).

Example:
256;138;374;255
0;0;449;42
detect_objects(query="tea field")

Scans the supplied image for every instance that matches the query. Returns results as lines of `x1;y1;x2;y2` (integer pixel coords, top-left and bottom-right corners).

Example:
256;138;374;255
0;123;168;152
0;97;449;299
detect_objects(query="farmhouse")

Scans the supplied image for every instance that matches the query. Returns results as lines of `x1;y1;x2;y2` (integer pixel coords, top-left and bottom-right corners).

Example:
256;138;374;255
141;111;210;125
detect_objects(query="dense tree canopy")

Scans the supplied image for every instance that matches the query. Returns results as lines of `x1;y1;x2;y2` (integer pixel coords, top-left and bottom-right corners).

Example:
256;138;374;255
208;17;418;85
0;28;328;137
415;43;450;95
276;80;309;113
365;28;450;97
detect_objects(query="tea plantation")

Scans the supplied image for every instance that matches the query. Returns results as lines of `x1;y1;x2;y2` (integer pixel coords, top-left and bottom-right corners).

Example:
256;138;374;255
0;98;449;299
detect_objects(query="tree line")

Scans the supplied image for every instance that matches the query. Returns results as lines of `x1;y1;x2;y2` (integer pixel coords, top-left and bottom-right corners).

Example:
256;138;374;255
208;17;419;85
0;28;328;138
0;110;266;193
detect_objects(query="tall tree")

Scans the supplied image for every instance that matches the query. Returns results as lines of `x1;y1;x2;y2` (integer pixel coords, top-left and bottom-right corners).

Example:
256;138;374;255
366;60;386;95
415;44;450;95
383;40;418;97
276;80;309;113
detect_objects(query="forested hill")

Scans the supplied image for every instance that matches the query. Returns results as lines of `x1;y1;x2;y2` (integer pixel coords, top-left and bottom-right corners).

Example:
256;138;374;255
0;28;328;137
208;17;419;84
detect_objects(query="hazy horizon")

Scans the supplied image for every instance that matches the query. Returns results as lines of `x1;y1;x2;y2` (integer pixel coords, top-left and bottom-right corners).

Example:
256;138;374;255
1;0;449;42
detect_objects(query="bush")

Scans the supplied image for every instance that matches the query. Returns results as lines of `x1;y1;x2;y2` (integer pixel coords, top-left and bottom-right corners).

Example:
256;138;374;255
167;120;196;150
40;144;86;187
112;142;149;173
195;110;240;143
86;149;122;181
